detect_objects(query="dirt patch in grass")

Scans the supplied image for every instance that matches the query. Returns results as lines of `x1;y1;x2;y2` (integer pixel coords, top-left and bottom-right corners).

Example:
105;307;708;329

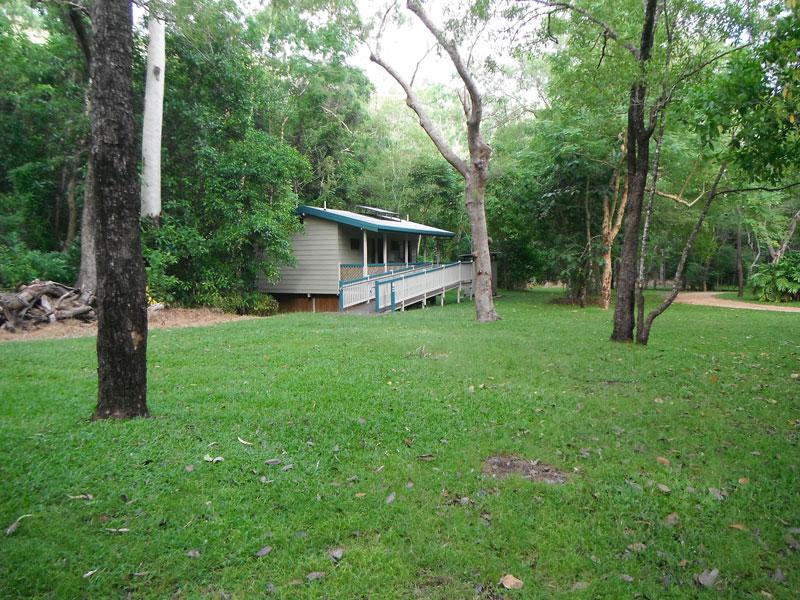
0;308;253;343
483;455;568;484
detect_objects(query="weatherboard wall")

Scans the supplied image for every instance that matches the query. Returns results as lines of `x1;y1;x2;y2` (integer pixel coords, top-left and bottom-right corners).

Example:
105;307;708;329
259;215;340;295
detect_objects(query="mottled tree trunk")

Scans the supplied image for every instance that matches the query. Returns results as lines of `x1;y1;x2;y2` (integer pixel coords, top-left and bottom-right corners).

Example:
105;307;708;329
77;161;97;292
736;206;744;297
62;168;78;251
612;81;649;341
465;154;498;322
90;0;148;419
637;163;726;345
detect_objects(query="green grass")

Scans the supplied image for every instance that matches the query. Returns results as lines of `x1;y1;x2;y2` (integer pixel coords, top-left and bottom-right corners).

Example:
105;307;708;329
716;290;800;306
1;290;798;599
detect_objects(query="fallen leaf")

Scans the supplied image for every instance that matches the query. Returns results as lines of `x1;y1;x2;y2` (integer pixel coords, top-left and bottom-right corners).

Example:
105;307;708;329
620;574;634;583
186;549;201;558
417;454;435;461
132;572;148;577
499;574;523;589
106;528;130;534
695;568;719;587
386;492;396;505
571;581;589;591
4;514;32;536
406;481;414;489
729;523;748;531
249;544;271;558
467;385;475;394
787;534;800;550
654;397;664;404
657;484;671;494
237;436;253;446
771;569;785;582
294;530;308;539
281;464;294;472
664;512;680;526
678;559;689;567
306;571;325;582
185;464;194;473
203;454;224;463
67;493;94;500
708;487;725;501
738;477;749;485
656;456;670;466
374;465;384;473
265;458;281;466
627;542;647;553
83;569;98;579
355;492;366;498
328;547;345;562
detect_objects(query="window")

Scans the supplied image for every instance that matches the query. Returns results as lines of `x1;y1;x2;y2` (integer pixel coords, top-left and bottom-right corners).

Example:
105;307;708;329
350;238;360;251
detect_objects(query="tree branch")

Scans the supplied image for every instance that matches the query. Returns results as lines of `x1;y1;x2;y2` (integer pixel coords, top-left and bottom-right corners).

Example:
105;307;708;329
369;52;468;177
519;0;640;59
715;181;800;195
407;0;483;127
648;43;753;131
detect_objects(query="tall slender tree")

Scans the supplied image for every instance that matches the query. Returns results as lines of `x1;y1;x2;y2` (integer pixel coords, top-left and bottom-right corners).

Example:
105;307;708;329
90;0;148;419
369;0;499;323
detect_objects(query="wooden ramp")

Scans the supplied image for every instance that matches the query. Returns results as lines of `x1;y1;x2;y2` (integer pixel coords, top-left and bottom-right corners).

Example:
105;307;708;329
340;261;473;314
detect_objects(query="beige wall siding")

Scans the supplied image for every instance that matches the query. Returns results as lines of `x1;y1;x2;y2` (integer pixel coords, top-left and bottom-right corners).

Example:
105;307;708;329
260;216;341;294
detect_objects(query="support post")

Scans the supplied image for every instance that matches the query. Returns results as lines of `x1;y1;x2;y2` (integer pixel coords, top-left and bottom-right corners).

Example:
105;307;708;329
383;233;388;269
404;237;409;266
362;229;368;277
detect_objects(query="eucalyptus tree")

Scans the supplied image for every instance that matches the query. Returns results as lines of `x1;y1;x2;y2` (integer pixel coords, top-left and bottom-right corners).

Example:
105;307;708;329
367;0;500;323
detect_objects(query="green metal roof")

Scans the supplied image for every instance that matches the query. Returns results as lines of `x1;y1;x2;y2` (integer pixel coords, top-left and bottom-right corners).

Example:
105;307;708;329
297;205;455;238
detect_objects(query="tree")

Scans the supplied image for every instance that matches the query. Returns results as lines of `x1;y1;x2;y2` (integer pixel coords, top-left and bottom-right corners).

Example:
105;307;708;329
90;0;148;419
368;0;499;323
141;12;165;220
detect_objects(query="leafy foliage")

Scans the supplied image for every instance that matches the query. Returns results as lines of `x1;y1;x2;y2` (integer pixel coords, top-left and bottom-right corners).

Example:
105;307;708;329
751;251;800;302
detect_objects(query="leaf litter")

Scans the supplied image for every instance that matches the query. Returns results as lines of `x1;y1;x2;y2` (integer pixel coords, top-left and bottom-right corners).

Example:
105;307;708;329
483;456;567;484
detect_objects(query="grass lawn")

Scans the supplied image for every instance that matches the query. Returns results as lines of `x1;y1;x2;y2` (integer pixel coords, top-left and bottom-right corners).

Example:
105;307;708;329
715;290;800;307
1;290;798;599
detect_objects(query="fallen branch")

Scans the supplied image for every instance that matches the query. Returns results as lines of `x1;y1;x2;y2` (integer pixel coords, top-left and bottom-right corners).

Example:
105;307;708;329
0;280;96;332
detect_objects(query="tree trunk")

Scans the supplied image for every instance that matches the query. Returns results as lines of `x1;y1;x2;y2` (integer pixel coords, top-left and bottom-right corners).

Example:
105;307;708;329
598;145;628;310
736;206;744;296
90;0;148;420
611;0;659;342
77;160;97;291
62;168;78;251
611;81;649;341
141;15;165;219
772;209;800;264
637;163;726;345
466;169;498;322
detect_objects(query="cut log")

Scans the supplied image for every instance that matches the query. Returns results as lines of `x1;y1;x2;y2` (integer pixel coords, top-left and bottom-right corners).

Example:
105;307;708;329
0;280;96;332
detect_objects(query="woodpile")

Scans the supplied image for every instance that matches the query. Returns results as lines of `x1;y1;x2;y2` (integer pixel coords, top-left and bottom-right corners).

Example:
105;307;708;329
0;280;95;332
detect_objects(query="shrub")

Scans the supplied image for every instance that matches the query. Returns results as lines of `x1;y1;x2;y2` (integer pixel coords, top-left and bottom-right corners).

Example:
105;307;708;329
204;291;278;316
0;238;78;289
751;251;800;302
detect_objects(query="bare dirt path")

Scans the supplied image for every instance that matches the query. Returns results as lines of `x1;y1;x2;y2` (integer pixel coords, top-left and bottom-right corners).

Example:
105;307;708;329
0;308;253;343
674;291;800;313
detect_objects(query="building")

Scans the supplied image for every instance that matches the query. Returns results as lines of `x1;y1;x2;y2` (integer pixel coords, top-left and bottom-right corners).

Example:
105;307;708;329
259;205;473;313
